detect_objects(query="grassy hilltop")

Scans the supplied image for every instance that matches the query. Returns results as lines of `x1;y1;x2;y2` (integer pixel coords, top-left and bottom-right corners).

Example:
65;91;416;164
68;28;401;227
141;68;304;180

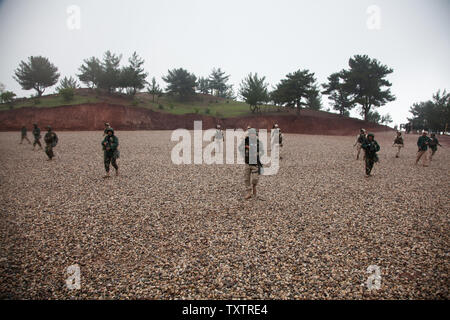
0;88;285;118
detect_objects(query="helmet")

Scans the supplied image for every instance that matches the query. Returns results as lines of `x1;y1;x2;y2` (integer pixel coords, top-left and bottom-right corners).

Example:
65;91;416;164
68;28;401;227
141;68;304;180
105;128;114;134
367;133;374;138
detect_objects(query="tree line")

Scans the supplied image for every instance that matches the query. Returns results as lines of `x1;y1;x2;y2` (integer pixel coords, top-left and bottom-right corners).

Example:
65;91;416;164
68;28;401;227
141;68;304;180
407;90;450;133
2;51;447;127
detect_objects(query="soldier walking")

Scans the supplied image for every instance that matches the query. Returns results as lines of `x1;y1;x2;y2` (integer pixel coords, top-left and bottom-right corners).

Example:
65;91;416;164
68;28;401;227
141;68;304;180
214;124;224;146
354;129;367;160
415;131;431;167
361;133;380;177
239;128;264;200
392;131;404;158
32;123;43;150
20;126;31;144
102;128;119;178
44;126;58;161
428;133;442;161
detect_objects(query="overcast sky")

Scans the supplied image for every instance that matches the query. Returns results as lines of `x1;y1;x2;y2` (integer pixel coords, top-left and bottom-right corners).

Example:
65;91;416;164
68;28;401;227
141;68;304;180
0;0;449;126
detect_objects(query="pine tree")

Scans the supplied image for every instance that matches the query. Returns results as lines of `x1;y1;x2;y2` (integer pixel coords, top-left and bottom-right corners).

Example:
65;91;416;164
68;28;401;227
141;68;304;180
14;56;60;97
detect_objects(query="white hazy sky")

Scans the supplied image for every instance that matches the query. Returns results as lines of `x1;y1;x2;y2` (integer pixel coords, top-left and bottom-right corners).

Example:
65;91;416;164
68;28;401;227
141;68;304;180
0;0;449;126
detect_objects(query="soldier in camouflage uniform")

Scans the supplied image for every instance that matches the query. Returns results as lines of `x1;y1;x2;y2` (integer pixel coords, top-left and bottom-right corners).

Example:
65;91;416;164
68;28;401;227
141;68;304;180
354;129;367;160
32;123;43;150
392;131;404;158
102;128;119;178
415;131;431;167
428;133;442;161
361;133;380;177
44;126;58;161
239;128;264;200
20;126;31;144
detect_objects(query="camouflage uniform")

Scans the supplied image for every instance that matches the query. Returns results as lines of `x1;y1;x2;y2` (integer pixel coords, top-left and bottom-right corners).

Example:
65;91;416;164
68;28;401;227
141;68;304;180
416;133;431;166
32;124;42;149
44;127;58;160
361;133;380;176
428;134;442;161
239;129;264;199
102;128;119;174
20;127;31;144
393;132;404;158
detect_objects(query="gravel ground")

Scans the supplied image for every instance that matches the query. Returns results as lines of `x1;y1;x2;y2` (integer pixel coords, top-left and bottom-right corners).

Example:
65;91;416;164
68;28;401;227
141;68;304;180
0;130;448;299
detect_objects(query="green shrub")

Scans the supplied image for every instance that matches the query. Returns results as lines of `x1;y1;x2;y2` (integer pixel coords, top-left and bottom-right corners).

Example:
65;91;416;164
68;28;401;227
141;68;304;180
194;108;199;114
59;88;75;102
0;91;16;109
158;104;164;110
33;98;41;105
132;98;139;106
205;108;210;114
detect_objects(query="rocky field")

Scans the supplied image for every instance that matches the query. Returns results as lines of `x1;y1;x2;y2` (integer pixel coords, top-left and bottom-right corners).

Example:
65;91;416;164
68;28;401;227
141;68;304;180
0;130;448;299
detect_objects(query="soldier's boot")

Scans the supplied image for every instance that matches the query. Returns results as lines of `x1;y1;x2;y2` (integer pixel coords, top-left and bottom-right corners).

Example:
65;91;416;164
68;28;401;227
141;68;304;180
245;189;252;200
115;168;119;176
103;172;110;178
252;185;257;197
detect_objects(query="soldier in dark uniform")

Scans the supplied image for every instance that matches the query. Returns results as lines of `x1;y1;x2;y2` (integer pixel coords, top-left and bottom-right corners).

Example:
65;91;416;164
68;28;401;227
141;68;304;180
44;126;58;161
392;131;404;158
102;128;119;178
416;131;431;166
239;128;264;199
20;126;31;144
32;123;43;150
361;133;380;177
428;133;442;161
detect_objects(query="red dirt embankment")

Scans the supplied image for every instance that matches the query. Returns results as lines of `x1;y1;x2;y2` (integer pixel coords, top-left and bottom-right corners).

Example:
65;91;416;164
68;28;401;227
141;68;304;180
0;103;393;135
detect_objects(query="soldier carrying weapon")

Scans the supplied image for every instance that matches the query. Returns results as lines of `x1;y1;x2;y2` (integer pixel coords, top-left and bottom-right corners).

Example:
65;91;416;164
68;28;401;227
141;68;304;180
361;133;380;177
32;123;43;150
428;133;442;161
102;128;119;178
239;128;264;200
44;126;58;161
392;131;404;158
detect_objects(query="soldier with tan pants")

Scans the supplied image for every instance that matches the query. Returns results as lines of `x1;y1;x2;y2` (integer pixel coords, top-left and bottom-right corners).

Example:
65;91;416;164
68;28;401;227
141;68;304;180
392;131;404;158
239;128;264;200
415;131;431;167
354;129;367;160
